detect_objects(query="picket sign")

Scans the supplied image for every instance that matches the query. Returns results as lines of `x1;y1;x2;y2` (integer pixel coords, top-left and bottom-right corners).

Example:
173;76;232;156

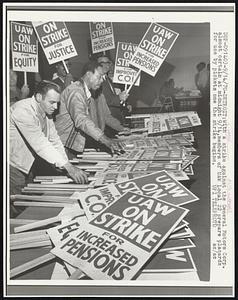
10;252;55;278
10;240;52;251
125;23;179;93
126;69;141;94
10;229;48;241
10;219;38;225
27;183;90;189
14;204;84;233
10;194;77;204
89;22;115;54
13;201;70;208
32;21;77;65
11;22;38;75
62;60;69;74
21;189;84;196
24;72;27;86
67;268;85;280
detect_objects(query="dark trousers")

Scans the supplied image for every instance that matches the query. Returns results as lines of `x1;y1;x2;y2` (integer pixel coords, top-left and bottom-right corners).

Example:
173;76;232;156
9;165;33;218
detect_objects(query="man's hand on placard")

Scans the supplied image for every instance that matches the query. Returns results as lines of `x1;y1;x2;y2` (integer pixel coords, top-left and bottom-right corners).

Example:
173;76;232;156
99;135;124;156
119;91;129;102
118;127;131;136
63;162;88;184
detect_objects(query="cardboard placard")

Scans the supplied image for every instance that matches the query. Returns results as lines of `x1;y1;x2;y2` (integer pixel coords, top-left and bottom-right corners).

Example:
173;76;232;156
141;249;197;273
129;23;179;76
79;170;198;220
113;42;140;86
148;111;202;133
32;21;77;64
89;22;115;53
51;191;188;280
11;22;38;72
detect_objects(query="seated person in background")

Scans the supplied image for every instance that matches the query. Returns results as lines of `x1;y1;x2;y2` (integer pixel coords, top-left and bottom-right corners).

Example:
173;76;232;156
52;59;74;91
97;54;129;124
54;60;122;158
10;69;30;106
10;80;88;207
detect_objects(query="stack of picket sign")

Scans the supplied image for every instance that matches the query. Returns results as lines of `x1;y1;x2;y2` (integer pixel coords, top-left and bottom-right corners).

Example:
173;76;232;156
10;168;199;280
126;111;202;134
73;131;199;185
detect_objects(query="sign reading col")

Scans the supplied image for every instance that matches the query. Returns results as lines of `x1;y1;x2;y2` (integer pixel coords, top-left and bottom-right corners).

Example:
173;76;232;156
89;22;115;53
130;23;179;77
11;22;38;72
113;42;140;86
32;21;77;64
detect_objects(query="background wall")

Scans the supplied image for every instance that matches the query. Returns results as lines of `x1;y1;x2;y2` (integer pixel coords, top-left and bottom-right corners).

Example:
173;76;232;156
39;22;210;107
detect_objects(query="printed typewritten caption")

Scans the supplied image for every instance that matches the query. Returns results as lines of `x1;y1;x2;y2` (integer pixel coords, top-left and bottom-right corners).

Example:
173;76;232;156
211;31;230;271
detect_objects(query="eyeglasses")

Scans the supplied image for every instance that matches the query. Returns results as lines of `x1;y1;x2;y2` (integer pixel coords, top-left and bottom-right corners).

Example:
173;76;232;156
100;61;112;65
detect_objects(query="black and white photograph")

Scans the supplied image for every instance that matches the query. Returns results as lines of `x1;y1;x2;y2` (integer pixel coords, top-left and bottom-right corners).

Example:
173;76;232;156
3;3;235;298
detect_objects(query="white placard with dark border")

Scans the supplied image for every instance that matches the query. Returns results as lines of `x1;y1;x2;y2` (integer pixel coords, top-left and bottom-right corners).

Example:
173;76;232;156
51;191;188;280
113;42;140;86
11;22;38;72
129;23;179;77
79;170;198;221
89;22;115;53
32;21;77;65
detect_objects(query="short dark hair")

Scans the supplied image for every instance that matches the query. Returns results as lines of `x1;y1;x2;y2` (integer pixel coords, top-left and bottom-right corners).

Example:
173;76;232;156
81;60;102;76
34;80;62;97
196;62;206;70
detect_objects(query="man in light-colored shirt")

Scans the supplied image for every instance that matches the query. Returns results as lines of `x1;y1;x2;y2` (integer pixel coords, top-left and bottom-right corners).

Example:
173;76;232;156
54;60;121;158
10;80;88;201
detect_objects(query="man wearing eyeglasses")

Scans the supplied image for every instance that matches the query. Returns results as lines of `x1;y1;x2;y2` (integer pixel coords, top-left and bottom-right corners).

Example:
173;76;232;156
97;54;129;124
10;80;88;216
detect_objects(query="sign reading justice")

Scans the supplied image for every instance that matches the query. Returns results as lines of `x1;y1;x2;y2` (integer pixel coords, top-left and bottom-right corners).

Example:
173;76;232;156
32;21;77;64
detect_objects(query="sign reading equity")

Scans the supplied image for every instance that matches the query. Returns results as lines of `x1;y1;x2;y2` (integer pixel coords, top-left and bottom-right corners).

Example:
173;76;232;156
89;22;115;53
32;21;77;64
11;22;38;72
51;191;188;280
113;42;140;86
79;170;198;221
130;23;179;77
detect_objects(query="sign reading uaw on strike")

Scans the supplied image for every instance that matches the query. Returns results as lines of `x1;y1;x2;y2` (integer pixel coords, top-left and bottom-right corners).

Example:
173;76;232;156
32;21;77;64
11;22;38;72
113;42;140;86
130;23;179;77
89;22;115;53
51;191;188;280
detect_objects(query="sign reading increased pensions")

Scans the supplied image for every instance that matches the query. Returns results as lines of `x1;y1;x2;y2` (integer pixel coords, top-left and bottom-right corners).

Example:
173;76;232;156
89;22;115;53
32;21;77;64
79;170;198;221
130;23;179;77
51;191;188;280
113;42;140;86
11;22;38;72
